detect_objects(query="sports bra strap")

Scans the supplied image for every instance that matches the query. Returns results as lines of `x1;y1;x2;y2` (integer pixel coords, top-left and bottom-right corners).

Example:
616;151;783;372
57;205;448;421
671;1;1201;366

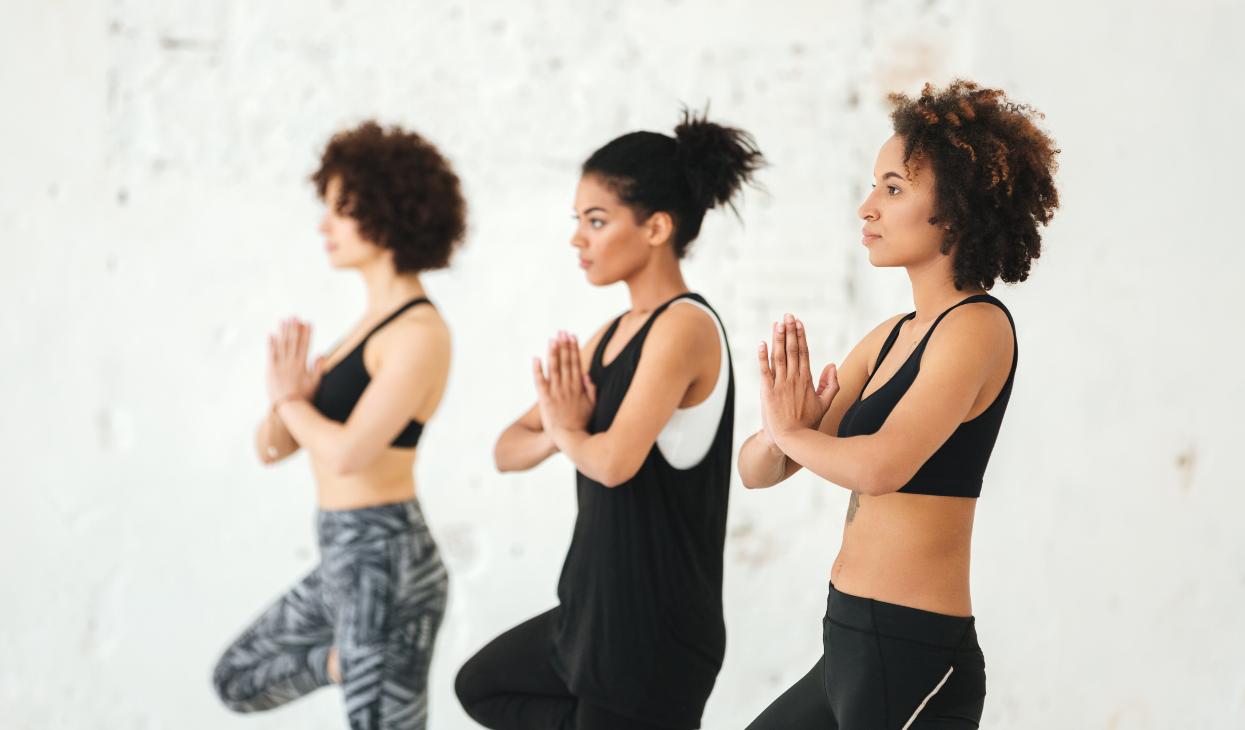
363;296;432;341
915;294;1004;352
873;314;915;370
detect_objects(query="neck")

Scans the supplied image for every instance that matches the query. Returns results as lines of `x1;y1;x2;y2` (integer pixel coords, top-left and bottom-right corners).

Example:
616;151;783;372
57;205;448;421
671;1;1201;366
357;257;426;313
905;255;984;323
623;248;690;314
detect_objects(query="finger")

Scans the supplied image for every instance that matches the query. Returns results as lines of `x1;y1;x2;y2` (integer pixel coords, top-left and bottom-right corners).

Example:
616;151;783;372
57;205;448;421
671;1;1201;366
268;335;277;366
582;373;596;404
283;320;297;362
817;363;840;403
784;314;800;378
568;335;583;390
532;356;549;394
295;322;310;363
546;338;561;391
796;319;812;383
756;341;772;382
558;333;574;392
771;320;786;380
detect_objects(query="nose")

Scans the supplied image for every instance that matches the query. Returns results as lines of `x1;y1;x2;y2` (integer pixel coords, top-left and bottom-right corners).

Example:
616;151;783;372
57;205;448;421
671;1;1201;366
858;189;879;222
569;230;587;249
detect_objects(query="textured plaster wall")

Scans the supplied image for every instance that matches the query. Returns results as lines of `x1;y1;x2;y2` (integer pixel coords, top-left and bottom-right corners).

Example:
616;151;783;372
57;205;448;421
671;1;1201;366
2;0;1243;728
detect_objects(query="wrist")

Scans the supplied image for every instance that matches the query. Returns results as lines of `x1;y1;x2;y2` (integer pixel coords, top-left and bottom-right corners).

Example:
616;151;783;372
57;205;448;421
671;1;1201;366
271;394;306;414
757;428;784;455
770;422;801;450
550;422;586;450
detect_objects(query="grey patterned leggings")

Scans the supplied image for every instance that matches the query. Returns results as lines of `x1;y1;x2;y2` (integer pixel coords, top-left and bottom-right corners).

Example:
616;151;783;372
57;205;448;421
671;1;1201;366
213;499;449;730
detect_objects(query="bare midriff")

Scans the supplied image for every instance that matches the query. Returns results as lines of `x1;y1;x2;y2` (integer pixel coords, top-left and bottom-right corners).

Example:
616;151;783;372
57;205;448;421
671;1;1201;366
830;491;976;617
312;446;419;512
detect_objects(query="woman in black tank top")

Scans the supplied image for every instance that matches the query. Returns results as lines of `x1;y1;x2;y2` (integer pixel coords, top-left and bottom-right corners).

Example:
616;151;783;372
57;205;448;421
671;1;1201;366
740;81;1061;728
454;111;763;730
213;122;465;730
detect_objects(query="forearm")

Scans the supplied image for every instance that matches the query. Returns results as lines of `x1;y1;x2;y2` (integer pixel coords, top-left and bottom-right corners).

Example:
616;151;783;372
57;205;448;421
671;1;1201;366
771;426;885;495
738;430;794;488
494;422;558;472
254;412;299;465
274;399;348;468
551;427;632;488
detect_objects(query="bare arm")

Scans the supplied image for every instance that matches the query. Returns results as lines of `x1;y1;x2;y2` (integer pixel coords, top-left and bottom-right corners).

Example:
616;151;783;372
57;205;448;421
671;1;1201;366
494;403;558;472
769;305;1013;495
739;314;903;488
543;305;718;488
278;314;450;476
494;321;612;473
255;411;300;465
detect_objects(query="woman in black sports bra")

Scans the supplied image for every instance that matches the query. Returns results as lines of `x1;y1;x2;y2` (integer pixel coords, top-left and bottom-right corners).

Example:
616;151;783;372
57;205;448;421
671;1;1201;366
740;81;1060;728
454;110;762;730
212;121;466;730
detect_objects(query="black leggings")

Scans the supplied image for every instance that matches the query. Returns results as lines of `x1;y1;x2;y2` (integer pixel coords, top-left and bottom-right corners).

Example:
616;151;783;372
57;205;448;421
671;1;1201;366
455;609;670;730
747;583;986;729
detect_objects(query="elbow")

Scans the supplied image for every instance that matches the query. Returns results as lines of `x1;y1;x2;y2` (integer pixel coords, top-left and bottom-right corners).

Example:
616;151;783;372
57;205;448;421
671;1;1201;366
740;470;768;490
493;441;517;473
596;454;642;489
255;444;281;467
856;463;908;496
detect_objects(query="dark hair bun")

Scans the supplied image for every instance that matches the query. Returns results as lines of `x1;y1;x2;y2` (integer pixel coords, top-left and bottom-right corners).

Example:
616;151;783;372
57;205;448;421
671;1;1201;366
674;108;765;213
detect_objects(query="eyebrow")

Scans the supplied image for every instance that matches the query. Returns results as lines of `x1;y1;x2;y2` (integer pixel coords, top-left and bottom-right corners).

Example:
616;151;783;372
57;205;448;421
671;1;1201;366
581;207;608;215
881;171;905;181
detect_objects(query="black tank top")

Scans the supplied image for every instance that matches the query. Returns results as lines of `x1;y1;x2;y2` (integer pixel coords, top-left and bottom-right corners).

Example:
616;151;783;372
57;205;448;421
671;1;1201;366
836;294;1017;499
553;292;733;729
311;297;431;449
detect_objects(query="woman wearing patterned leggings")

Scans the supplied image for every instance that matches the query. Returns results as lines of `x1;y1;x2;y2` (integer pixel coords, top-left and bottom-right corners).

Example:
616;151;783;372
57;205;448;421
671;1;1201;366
212;121;466;730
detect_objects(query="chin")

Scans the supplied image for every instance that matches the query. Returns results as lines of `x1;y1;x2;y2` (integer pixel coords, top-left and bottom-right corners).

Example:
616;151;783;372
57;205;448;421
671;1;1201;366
584;268;619;287
866;248;905;269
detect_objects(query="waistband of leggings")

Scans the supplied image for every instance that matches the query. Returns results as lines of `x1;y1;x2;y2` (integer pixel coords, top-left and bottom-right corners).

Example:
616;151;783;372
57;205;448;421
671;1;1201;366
317;498;429;545
826;581;978;651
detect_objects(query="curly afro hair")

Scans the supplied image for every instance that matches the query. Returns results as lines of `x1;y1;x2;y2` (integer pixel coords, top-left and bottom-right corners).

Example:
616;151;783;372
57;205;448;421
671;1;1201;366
889;80;1060;290
311;121;466;273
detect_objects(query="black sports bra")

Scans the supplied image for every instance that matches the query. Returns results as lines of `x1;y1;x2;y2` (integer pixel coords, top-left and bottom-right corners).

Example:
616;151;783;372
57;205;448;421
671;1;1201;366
311;297;431;449
836;294;1017;499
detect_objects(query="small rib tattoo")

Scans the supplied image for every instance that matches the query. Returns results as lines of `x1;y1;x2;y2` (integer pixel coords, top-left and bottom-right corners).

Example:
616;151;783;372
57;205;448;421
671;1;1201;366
846;492;861;525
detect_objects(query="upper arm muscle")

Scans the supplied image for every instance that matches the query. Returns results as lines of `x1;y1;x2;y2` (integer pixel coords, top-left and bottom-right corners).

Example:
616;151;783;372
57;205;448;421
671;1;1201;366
871;304;1014;486
600;305;719;462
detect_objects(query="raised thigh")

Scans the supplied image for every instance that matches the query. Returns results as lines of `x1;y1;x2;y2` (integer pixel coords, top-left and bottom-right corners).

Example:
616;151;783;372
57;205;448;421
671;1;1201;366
455;609;575;730
212;565;335;712
744;656;837;730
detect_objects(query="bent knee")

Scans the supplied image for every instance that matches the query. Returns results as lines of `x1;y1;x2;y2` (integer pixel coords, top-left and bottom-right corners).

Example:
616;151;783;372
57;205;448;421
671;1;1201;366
212;660;259;714
454;657;485;708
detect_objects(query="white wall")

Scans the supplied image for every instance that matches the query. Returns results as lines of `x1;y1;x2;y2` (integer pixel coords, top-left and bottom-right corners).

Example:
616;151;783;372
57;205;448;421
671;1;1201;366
2;1;1242;728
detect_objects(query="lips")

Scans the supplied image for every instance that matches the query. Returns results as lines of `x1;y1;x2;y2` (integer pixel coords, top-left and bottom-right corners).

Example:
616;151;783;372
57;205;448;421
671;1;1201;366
861;228;881;245
578;258;591;270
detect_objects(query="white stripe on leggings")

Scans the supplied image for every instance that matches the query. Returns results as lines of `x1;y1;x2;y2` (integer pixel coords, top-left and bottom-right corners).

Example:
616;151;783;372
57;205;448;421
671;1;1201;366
900;666;955;730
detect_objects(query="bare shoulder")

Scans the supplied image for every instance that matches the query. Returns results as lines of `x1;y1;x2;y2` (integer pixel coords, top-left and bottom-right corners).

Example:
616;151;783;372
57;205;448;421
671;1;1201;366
372;304;450;362
648;299;720;355
926;300;1014;358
